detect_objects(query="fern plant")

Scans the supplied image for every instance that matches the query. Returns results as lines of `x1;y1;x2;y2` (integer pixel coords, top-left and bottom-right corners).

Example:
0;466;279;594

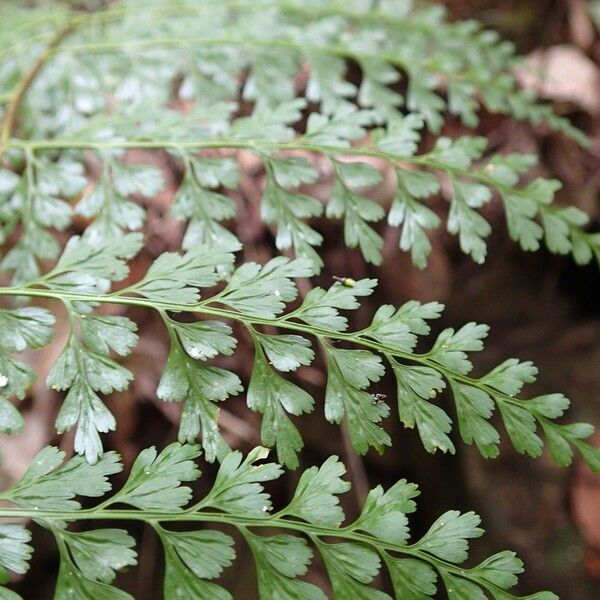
0;443;562;600
0;0;598;598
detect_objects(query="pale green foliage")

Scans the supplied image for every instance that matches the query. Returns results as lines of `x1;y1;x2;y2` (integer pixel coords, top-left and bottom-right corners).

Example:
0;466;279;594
1;239;599;472
0;444;559;599
0;1;598;597
1;0;599;277
0;307;55;434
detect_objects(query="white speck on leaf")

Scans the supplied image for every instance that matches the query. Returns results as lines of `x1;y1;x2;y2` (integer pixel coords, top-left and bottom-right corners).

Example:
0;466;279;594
188;347;203;359
0;374;8;388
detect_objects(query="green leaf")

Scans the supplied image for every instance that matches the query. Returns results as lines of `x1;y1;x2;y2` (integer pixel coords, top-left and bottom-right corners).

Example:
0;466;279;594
157;341;241;462
0;444;570;599
55;549;133;600
218;257;314;318
111;163;164;197
0;393;25;435
472;550;523;589
448;80;479;127
0;307;55;352
76;159;161;242
60;529;137;583
540;206;587;256
246;532;327;600
480;359;538;397
540;422;575;467
296;278;377;331
318;542;392;600
47;318;134;463
432;137;488;169
255;333;314;373
171;169;239;253
262;174;324;268
486;154;537;187
503;192;544;252
365;301;443;352
305;107;377;147
327;177;384;265
572;231;600;266
47;233;143;294
0;169;19;195
201;447;283;516
0;353;34;402
0;524;32;579
307;51;356;115
440;572;487;600
386;558;437;599
376;114;424;156
36;158;87;198
324;346;390;454
5;446;121;510
415;511;483;563
407;74;446;132
232;99;306;141
110;443;201;511
450;380;500;458
247;345;314;468
531;397;572;430
392;362;454;454
389;169;441;269
352;479;419;544
190;158;240;189
80;315;138;357
429;322;489;374
133;244;236;304
497;402;543;458
32;194;72;231
448;179;492;264
334;161;383;189
162;529;234;600
171;319;237;361
268;157;318;188
283;456;350;526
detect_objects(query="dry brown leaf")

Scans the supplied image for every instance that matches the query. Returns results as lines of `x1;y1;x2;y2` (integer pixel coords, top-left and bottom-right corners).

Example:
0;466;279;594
518;45;600;114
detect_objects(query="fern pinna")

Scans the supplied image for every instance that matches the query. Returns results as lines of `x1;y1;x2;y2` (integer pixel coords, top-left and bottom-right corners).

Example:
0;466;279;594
0;0;598;598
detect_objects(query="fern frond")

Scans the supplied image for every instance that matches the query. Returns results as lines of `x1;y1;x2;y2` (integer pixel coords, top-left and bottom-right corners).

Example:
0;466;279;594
1;0;598;276
0;443;559;600
0;241;597;471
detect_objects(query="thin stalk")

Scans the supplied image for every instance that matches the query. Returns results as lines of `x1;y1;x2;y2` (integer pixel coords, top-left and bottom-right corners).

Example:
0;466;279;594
3;136;538;202
0;505;464;576
0;24;75;158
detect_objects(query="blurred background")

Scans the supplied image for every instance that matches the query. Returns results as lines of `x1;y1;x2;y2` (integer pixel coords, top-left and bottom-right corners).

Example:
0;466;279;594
1;0;600;598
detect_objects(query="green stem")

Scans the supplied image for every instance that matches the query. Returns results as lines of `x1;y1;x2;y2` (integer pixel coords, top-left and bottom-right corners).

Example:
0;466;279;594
0;505;471;579
3;136;535;203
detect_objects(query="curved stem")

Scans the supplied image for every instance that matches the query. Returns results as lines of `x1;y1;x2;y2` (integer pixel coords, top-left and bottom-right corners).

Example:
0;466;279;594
0;284;549;417
0;24;75;158
0;504;478;583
